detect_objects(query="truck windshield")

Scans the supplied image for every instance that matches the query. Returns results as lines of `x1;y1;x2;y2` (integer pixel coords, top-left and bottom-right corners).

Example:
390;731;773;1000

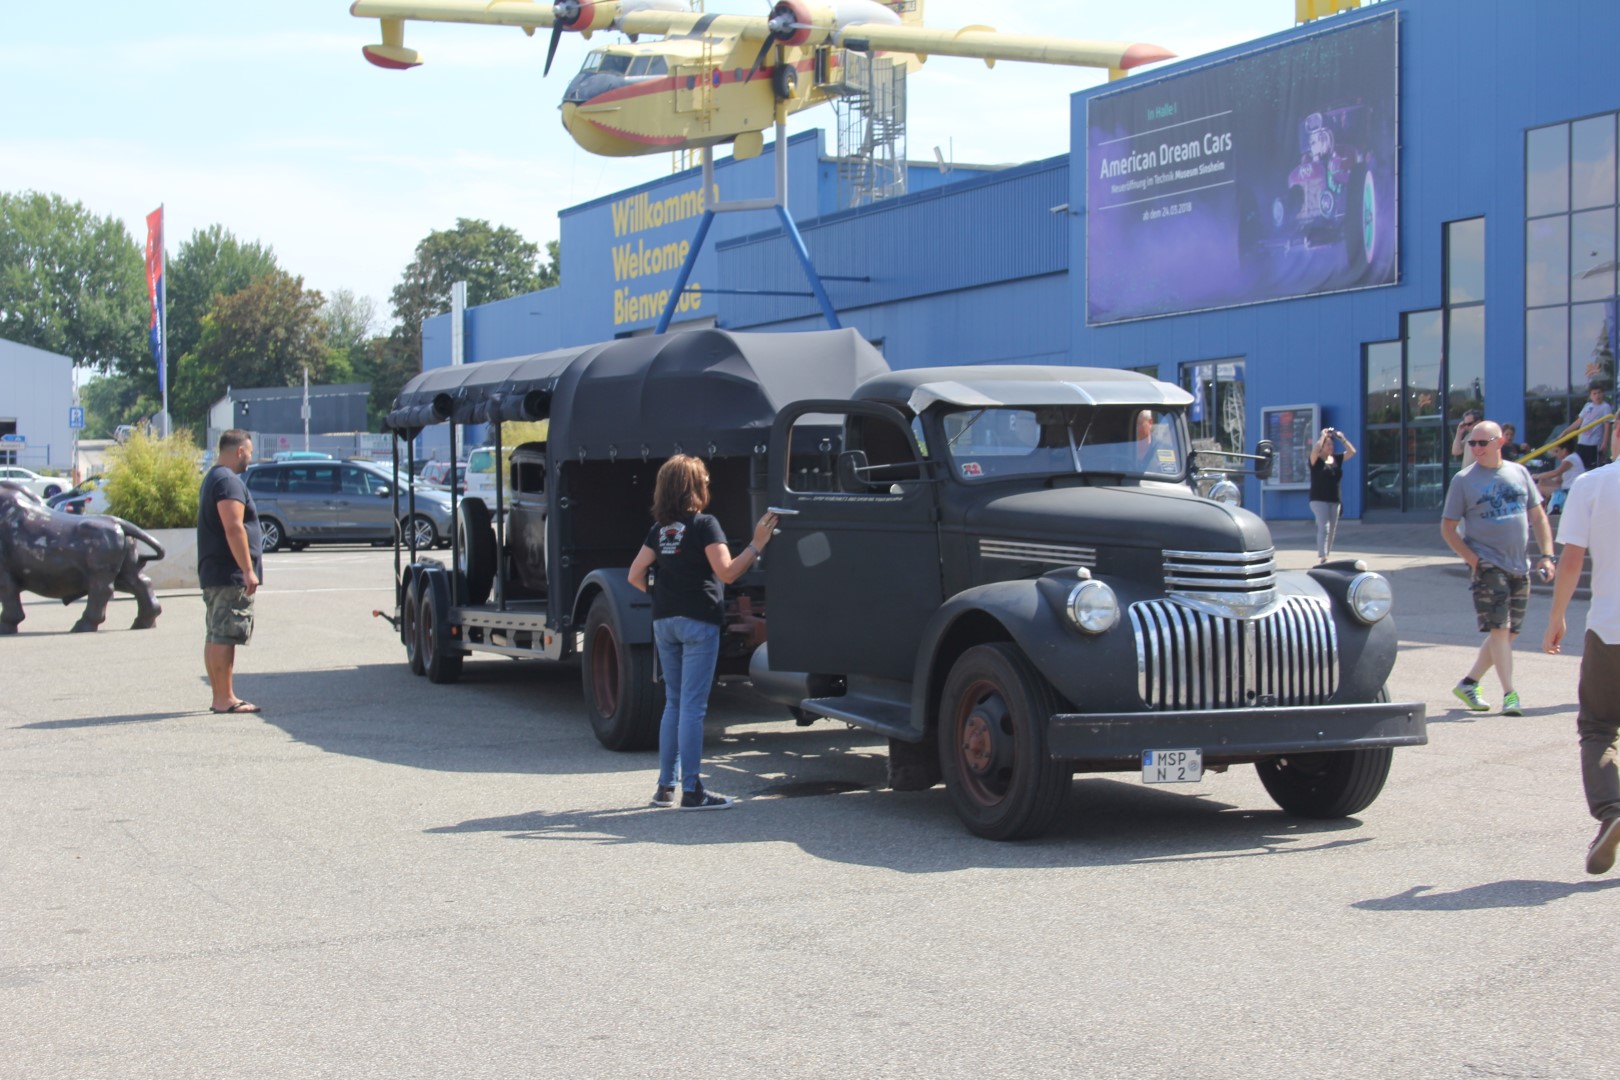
941;405;1187;482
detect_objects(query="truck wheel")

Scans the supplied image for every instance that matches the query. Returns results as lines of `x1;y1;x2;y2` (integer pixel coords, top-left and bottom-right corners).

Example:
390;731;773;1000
402;578;425;676
581;594;662;751
938;643;1070;840
1256;747;1392;818
887;734;942;791
456;499;496;606
419;583;463;685
1256;686;1393;817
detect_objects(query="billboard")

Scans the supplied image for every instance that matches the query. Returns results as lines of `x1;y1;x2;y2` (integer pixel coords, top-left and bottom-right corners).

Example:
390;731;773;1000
1260;403;1321;491
1086;13;1398;324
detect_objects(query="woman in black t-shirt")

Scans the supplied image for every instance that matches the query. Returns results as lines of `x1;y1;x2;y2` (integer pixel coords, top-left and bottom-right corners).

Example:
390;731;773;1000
1308;426;1356;563
628;455;777;811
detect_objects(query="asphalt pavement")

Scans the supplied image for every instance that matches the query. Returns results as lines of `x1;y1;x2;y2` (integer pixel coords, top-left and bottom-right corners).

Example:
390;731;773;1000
2;528;1615;1079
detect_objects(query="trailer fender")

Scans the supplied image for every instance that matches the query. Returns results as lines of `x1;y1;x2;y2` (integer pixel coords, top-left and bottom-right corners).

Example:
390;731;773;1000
573;569;655;646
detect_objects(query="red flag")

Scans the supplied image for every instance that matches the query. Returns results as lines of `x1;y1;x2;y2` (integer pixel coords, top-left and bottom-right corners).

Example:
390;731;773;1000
145;207;166;397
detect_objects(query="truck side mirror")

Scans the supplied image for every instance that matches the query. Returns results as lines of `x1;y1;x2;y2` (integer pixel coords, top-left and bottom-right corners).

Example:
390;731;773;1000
1253;439;1275;481
837;450;871;492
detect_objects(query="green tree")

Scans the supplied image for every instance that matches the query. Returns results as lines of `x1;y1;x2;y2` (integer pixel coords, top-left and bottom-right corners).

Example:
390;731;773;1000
539;238;561;290
0;190;146;371
382;220;553;423
166;225;279;375
80;370;163;440
172;270;330;427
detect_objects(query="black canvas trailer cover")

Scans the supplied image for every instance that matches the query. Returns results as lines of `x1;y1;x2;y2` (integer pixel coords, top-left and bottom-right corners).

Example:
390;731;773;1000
384;328;889;455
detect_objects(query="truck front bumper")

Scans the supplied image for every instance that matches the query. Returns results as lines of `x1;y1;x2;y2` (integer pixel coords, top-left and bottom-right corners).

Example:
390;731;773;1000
1047;700;1427;764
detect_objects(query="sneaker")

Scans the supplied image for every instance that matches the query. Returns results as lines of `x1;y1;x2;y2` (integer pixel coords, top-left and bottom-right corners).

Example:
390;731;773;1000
1587;817;1620;875
679;785;735;810
1452;682;1491;712
1502;691;1522;716
650;785;675;808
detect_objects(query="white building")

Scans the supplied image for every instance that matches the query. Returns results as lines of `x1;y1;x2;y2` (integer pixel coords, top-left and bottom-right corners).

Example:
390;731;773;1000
0;338;74;471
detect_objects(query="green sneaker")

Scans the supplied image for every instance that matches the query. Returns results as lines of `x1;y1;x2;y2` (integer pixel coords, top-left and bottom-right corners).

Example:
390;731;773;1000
1503;691;1522;716
1453;682;1491;711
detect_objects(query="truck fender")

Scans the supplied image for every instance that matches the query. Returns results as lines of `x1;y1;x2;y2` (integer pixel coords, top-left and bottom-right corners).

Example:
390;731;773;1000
906;580;1094;740
573;569;655;646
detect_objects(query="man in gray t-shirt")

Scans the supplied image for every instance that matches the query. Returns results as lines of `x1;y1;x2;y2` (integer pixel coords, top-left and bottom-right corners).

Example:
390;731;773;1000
1441;421;1556;716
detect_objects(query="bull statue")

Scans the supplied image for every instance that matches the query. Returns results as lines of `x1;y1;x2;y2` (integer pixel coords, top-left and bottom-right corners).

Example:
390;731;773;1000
0;481;166;634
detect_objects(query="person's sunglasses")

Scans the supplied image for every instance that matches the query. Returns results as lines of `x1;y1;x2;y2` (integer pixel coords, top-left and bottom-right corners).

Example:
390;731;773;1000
1466;438;1496;447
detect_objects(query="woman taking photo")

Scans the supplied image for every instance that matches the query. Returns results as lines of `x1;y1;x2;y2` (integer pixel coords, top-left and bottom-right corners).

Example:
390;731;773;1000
1308;426;1356;564
628;455;777;810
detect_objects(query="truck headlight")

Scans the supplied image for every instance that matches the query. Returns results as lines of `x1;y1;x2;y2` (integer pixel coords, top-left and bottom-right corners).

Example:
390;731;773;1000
1347;571;1393;624
1067;580;1119;634
1207;479;1241;506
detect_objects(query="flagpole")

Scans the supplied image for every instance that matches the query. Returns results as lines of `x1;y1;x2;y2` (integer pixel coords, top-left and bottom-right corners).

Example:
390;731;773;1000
159;204;169;438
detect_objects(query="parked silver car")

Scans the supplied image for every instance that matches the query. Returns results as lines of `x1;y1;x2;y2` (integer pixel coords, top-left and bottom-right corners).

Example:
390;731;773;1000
244;460;453;552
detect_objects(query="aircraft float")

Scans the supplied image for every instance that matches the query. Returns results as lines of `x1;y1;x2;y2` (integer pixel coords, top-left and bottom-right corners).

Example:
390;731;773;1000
351;0;1175;160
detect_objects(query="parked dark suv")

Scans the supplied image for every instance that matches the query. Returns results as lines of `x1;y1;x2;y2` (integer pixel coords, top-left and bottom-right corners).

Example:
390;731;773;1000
245;460;453;551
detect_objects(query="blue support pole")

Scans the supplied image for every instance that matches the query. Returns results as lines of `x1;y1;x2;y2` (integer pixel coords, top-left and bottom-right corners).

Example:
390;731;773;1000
775;205;841;330
655;210;715;334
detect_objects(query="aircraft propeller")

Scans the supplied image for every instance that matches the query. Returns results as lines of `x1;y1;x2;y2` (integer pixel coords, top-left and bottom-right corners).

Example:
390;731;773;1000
746;2;813;83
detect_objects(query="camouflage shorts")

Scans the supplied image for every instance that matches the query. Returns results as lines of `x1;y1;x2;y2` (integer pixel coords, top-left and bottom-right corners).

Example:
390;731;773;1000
203;585;255;646
1470;564;1529;634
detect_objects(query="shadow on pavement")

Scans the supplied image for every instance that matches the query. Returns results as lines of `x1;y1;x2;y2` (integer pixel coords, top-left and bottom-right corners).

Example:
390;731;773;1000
1353;878;1620;911
21;711;199;730
423;774;1376;873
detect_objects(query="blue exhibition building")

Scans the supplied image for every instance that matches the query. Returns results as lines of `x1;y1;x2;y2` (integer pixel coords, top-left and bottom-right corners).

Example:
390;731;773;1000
419;0;1620;521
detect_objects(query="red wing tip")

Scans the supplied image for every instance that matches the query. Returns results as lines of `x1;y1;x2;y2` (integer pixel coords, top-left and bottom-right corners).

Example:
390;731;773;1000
1119;43;1176;70
362;44;421;70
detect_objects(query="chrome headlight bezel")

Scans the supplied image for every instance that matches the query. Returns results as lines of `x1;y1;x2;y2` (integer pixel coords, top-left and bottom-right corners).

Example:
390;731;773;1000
1067;579;1120;635
1207;478;1241;506
1347;571;1393;624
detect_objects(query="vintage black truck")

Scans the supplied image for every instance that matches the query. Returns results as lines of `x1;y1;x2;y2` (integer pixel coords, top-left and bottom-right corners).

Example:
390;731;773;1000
382;328;1426;839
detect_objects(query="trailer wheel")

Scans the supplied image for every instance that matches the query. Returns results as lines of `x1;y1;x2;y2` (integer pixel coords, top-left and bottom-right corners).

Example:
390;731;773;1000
938;643;1070;840
456;499;496;606
402;577;425;676
1255;687;1393;818
419;580;463;685
581;594;661;751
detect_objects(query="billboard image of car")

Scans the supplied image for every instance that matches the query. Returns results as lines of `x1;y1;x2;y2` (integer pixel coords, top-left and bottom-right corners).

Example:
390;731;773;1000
1086;13;1398;324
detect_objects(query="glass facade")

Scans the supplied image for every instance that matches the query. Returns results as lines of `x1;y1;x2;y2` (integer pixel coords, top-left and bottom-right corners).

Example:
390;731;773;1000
1361;218;1486;513
1525;112;1619;451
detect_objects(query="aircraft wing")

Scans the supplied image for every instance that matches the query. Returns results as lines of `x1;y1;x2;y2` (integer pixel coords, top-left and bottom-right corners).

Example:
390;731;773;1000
834;23;1174;72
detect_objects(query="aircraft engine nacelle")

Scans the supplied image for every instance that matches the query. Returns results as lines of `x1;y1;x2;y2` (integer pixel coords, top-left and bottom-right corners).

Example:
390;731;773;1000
763;0;902;49
552;0;685;37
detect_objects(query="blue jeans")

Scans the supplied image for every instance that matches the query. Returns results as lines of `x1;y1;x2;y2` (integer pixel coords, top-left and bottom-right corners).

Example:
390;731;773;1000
653;616;722;792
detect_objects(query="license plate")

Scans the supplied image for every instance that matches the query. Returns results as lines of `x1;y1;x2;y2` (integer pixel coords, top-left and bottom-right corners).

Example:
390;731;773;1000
1142;748;1203;784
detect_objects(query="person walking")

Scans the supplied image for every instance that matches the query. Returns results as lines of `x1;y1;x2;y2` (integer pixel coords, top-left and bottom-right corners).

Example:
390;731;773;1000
1542;420;1620;875
628;455;777;810
1440;420;1555;717
198;429;264;714
1308;426;1355;563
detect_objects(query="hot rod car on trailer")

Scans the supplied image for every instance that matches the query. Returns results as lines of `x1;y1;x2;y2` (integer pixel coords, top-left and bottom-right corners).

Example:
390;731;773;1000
380;329;1425;839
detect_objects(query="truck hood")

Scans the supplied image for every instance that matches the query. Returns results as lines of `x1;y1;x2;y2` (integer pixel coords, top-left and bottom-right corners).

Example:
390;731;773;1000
961;483;1273;555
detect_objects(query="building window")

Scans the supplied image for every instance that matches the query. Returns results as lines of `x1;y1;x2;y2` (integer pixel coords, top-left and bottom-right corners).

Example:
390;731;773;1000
1361;218;1485;513
1525;112;1619;452
1179;360;1245;459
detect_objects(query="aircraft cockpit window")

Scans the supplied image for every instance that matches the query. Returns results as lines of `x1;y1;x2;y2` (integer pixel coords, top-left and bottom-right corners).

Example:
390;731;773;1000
582;51;603;71
627;57;651;77
595;53;632;75
645;56;668;76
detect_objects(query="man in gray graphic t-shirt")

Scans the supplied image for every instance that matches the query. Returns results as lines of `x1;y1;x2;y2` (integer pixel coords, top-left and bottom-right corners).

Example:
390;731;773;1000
1441;420;1555;716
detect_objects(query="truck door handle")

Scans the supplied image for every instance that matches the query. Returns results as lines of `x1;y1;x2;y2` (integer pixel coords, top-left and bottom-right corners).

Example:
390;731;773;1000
766;506;800;516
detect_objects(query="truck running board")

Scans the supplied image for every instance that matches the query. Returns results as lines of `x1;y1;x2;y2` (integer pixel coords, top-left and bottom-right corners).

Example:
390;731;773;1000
800;692;920;743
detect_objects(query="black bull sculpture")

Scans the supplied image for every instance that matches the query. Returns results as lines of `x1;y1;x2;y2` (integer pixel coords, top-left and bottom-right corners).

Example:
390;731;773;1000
0;481;166;634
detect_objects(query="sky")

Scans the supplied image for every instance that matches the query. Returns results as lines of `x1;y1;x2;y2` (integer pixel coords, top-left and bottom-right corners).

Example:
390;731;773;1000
1;1;1294;327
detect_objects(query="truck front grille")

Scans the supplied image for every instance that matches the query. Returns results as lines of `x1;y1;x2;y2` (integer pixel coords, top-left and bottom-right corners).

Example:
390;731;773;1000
1162;547;1278;619
1129;595;1338;710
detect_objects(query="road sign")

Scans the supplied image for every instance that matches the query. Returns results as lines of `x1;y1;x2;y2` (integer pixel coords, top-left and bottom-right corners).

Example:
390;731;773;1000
0;434;24;443
69;406;85;430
